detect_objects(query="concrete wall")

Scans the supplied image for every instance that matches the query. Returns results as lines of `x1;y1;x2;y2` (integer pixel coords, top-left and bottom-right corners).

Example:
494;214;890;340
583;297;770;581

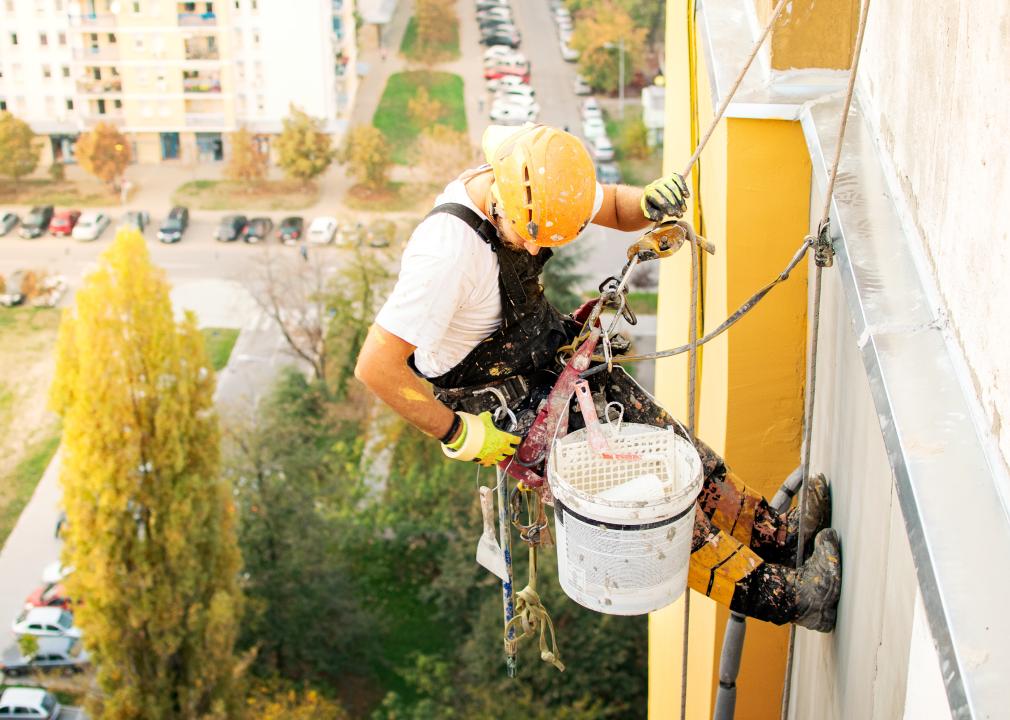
857;1;1010;481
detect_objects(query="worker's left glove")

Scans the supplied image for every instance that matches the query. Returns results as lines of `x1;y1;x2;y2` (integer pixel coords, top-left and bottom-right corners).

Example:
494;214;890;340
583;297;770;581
641;172;690;220
442;411;521;467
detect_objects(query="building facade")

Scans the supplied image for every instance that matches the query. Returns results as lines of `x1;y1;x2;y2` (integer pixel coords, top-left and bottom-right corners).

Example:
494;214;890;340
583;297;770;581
0;0;358;164
651;1;1009;719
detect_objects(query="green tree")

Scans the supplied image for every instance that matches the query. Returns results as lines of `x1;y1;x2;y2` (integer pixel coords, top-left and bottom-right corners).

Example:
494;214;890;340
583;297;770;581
619;116;651;160
338;125;392;190
275;105;335;187
543;244;588;312
0;111;40;181
571;2;648;94
228;370;378;683
50;228;243;719
75;122;132;189
225;127;268;186
246;681;349;719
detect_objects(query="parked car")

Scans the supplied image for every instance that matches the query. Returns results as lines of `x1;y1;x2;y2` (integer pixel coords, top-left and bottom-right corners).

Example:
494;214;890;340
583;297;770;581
475;0;509;10
559;41;579;62
336;221;365;248
557;16;573;33
582;116;607;140
591;135;615;162
596;161;621;185
483;46;524;66
553;6;571;23
48;209;81;237
12;607;82;640
24;583;73;611
486;74;530;92
366;219;396;248
242;217;274;243
215;214;248;242
476;7;511;22
0;687;61;719
574;75;592;95
479;18;516;33
495;91;540;115
41;562;73;585
276;216;304;245
0;636;89;677
0;212;18;236
18;206;53;239
581;97;603;120
72;211;110;241
481;31;520;48
0;270;26;308
157;206;189;243
307;216;338;244
120;210;150;232
484;65;530;83
490;101;537;124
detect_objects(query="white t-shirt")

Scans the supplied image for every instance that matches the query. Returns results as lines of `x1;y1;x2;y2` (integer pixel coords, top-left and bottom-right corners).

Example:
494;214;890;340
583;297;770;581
375;176;604;378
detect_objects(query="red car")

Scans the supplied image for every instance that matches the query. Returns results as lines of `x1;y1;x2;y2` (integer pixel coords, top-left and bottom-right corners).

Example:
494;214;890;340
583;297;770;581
24;582;74;611
49;209;81;236
484;65;530;83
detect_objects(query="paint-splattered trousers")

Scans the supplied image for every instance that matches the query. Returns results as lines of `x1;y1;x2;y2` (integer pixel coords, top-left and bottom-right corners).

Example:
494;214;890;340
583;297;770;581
574;366;800;625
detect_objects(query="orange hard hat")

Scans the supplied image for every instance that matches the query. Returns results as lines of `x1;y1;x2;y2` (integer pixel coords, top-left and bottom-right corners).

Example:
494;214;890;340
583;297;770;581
482;124;596;247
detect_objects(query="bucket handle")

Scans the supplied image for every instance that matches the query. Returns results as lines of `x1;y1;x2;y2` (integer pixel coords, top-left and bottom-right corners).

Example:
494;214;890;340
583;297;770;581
604;401;626;432
573;380;640;461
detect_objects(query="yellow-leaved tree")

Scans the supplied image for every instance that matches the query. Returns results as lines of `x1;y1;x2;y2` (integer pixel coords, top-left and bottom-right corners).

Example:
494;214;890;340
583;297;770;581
50;228;242;719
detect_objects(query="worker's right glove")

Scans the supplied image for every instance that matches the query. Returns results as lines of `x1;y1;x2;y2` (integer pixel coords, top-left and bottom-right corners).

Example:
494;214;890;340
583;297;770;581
641;172;690;220
442;411;521;467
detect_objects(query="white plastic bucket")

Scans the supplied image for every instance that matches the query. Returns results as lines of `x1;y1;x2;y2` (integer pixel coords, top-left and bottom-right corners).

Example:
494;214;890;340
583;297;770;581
548;422;703;616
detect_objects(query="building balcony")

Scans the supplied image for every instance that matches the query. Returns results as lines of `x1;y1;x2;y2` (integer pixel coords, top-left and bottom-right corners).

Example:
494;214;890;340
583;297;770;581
184;37;220;60
70;13;117;28
73;45;120;62
178;12;217;26
185;112;226;127
77;78;123;94
182;77;221;93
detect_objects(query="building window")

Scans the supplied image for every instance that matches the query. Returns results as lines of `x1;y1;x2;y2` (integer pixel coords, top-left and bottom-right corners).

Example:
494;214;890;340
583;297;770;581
253;32;260;45
251;0;257;9
234;0;239;8
0;100;6;111
113;99;122;109
108;33;117;43
132;1;141;12
66;98;73;110
42;65;51;78
58;32;66;45
40;32;48;46
62;65;69;78
10;33;17;46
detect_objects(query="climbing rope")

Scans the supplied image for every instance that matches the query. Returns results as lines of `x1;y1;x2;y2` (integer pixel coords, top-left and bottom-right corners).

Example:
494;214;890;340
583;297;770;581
780;0;872;717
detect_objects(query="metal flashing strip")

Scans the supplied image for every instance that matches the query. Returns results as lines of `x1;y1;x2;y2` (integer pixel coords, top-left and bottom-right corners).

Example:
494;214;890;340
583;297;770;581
695;1;1010;718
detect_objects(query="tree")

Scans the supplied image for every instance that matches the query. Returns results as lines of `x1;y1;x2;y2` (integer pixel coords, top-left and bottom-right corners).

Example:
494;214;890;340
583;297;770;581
0;111;40;181
50;228;243;719
75;122;132;189
543;244;588;312
571;2;648;94
407;87;444;126
245;682;349;720
225;127;268;186
338;125;392;190
619;116;651;159
275;105;335;186
415;0;457;63
412;125;476;184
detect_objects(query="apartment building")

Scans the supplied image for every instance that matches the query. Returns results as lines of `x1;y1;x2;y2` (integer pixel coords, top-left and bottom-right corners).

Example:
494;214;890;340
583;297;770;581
0;0;357;164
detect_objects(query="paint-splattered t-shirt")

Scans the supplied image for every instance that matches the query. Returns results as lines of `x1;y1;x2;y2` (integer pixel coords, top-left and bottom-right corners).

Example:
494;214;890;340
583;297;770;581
376;176;602;378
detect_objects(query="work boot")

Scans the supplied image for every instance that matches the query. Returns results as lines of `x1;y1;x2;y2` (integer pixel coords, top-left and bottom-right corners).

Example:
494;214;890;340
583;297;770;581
786;473;832;561
723;528;842;632
793;528;842;632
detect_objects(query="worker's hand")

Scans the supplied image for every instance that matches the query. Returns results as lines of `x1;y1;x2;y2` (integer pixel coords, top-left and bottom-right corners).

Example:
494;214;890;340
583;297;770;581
641;172;690;220
442;411;521;466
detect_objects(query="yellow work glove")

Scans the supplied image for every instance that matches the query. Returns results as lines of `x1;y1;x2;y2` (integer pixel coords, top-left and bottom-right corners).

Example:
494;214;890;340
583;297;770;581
641;172;690;220
442;411;521;466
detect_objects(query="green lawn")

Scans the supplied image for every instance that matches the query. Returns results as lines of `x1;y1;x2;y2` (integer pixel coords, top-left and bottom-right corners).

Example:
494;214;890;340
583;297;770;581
202;327;240;371
400;16;461;62
373;71;467;164
0;432;60;546
0;178;124;207
171;179;320;211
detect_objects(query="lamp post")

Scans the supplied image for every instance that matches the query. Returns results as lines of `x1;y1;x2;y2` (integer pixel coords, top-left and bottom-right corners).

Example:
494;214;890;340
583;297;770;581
605;38;627;119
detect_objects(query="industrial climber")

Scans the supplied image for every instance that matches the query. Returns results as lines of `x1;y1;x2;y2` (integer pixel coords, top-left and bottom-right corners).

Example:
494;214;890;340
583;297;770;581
355;123;842;631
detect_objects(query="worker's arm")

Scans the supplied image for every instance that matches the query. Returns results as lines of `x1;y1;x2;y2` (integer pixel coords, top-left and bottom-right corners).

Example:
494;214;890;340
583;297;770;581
592;172;690;230
355;324;457;440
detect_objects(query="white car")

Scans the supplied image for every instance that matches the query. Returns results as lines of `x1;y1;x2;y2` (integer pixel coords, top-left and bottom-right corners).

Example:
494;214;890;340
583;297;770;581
559;26;573;44
560;41;579;62
483;48;525;68
490;101;537;125
582;116;607;140
483;45;522;62
495;91;540;115
12;607;82;640
581;97;603;120
486;74;530;92
71;211;111;241
574;75;591;95
0;688;61;719
477;7;511;21
557;17;573;33
41;561;73;585
307;216;338;244
553;7;571;23
591;135;615;162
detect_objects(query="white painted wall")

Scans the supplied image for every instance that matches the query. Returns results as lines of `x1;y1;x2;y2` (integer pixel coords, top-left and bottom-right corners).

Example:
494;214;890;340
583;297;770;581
903;590;953;720
787;266;919;720
856;1;1010;482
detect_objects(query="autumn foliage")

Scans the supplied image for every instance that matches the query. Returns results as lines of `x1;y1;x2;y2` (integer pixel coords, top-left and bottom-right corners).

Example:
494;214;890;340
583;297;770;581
75;122;132;188
0;111;40;181
225;127;269;186
338;125;392;190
